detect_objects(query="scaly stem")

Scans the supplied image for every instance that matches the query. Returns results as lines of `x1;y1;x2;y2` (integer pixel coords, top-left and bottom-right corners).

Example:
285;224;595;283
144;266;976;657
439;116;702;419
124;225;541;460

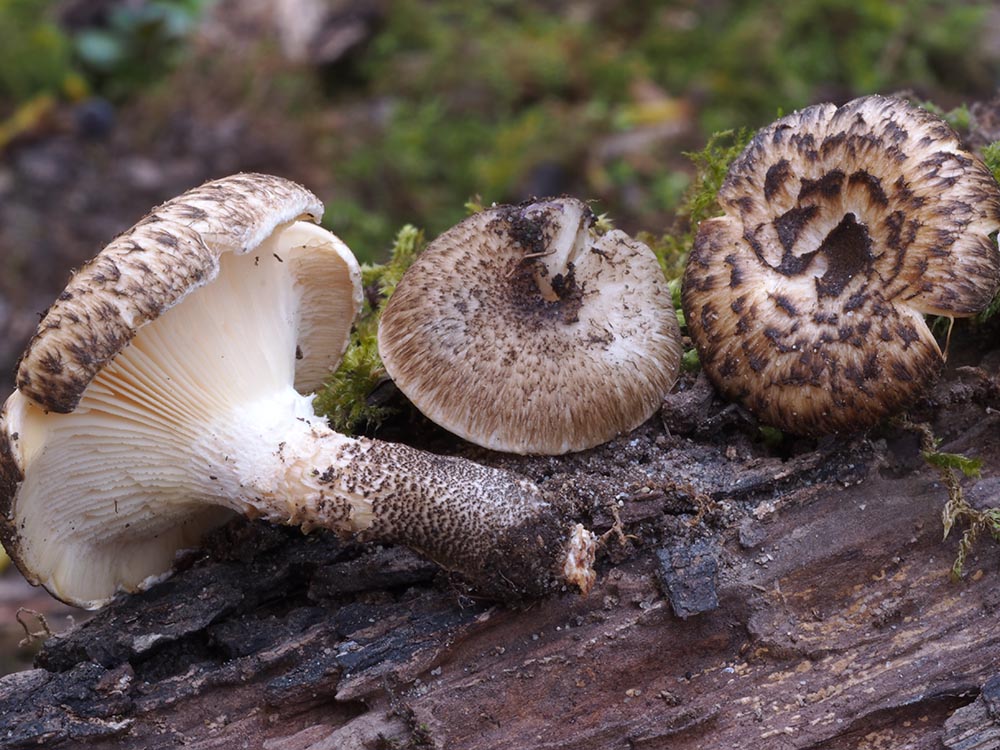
221;407;596;600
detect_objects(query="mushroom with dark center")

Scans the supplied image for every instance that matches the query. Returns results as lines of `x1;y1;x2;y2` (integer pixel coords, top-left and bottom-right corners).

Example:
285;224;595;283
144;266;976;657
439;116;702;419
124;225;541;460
378;198;683;455
682;95;1000;435
0;174;596;609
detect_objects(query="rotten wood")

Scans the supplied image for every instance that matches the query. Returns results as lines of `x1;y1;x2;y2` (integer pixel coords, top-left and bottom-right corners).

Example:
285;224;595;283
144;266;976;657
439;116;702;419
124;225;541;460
4;330;1000;749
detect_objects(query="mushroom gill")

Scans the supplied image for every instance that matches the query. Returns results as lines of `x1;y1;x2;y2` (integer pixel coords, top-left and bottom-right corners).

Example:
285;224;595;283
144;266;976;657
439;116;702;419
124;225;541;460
682;95;1000;436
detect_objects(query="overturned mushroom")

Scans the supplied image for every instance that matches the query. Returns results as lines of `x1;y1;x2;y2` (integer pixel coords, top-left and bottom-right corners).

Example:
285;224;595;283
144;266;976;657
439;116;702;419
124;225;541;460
0;174;595;609
682;95;1000;435
378;198;683;455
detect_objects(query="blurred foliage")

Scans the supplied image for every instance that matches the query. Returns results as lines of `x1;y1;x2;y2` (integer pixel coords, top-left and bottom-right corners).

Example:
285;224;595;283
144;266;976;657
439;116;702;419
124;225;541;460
0;0;208;110
0;0;80;104
636;0;992;133
73;0;208;100
2;0;996;260
319;0;996;257
920;100;973;131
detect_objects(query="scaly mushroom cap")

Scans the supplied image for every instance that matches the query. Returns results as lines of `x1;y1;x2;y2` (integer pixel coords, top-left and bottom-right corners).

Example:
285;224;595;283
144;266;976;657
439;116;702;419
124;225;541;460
0;173;363;607
682;96;1000;435
15;173;353;412
378;198;683;455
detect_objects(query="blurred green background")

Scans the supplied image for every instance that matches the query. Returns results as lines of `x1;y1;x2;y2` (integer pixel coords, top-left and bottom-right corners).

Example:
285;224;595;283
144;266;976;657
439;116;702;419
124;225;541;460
1;0;997;262
0;0;999;673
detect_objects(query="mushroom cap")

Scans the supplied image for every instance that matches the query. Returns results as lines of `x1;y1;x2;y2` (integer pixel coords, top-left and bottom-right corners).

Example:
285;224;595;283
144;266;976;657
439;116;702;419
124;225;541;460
15;172;354;413
0;173;363;607
378;198;682;455
682;95;1000;435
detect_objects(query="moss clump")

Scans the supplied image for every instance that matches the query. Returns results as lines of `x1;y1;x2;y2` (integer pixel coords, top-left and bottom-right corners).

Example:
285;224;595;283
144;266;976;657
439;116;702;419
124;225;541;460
982;140;1000;184
918;100;972;132
641;128;753;280
639;128;752;373
313;225;425;434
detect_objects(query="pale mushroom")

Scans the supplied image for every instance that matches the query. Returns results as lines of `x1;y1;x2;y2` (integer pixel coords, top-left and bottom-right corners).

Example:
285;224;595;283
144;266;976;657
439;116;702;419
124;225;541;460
0;174;595;609
682;95;1000;435
377;198;683;455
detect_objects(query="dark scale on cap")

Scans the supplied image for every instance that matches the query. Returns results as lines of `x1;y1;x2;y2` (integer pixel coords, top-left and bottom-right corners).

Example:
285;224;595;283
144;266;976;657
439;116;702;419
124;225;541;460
848;170;889;206
813;213;874;299
774;206;820;256
764;159;793;200
682;95;1000;435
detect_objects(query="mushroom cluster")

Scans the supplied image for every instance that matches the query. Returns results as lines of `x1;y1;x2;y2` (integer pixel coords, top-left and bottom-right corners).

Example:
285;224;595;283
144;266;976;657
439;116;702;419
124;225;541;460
0;174;595;609
378;198;683;455
682;95;1000;435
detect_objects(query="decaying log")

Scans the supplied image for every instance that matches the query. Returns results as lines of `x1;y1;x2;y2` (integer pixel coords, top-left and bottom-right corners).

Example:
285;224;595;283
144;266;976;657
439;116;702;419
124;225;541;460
4;332;1000;749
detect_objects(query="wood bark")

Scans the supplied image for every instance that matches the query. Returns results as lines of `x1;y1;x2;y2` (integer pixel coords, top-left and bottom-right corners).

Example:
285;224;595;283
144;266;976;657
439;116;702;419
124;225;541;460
4;334;1000;749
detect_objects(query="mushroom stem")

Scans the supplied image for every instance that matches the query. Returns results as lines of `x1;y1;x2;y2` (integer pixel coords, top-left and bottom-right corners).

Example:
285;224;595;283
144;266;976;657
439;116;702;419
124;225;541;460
205;390;596;600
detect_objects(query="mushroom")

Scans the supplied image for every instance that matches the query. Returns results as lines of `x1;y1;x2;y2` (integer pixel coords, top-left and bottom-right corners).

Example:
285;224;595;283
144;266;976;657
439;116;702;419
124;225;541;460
682;95;1000;435
0;173;596;609
377;198;683;455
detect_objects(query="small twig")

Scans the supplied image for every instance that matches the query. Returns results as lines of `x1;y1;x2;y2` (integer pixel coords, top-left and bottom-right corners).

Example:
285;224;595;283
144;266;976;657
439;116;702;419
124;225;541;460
506;247;555;280
599;501;636;548
16;608;53;648
677;482;719;527
943;316;955;361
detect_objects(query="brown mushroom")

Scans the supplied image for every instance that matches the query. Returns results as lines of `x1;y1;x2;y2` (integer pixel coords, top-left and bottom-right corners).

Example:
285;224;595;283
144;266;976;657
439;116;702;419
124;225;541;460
378;198;683;455
682;95;1000;435
0;174;595;609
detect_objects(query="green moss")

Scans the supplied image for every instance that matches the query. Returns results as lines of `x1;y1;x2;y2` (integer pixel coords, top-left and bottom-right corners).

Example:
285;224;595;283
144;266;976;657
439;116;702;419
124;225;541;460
680;348;701;372
973;140;1000;322
638;128;753;374
758;426;786;449
313;225;426;434
922;449;983;479
982;140;1000;184
897;417;997;578
978;290;1000;324
643;128;753;280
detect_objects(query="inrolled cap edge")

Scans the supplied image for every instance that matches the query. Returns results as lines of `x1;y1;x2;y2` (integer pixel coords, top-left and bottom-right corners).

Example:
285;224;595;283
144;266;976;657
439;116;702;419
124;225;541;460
16;173;324;414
